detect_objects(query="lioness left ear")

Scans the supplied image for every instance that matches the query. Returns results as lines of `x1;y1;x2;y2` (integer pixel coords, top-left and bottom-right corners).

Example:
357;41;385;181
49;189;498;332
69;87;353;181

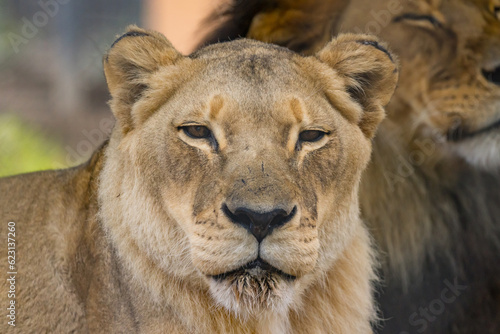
103;25;183;134
316;34;399;138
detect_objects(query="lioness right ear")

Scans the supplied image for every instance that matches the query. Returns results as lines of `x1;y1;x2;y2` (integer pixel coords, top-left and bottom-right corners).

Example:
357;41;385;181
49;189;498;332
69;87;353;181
104;25;183;134
316;34;399;138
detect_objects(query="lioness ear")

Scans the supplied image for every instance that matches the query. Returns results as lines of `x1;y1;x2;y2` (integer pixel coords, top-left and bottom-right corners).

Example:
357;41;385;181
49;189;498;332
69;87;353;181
316;34;399;138
103;25;183;134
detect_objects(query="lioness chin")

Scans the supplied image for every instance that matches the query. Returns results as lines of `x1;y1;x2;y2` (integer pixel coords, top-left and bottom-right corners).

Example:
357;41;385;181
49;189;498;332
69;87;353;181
0;26;398;333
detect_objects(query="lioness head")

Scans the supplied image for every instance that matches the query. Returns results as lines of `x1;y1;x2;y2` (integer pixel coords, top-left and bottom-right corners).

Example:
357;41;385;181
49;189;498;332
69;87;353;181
99;26;397;317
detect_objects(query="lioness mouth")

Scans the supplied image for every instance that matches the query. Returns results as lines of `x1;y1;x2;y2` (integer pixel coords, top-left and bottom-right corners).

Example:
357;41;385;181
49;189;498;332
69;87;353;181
208;258;297;312
211;258;296;281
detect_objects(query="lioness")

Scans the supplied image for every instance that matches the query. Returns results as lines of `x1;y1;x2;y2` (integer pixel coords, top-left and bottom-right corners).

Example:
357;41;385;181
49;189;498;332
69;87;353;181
0;27;398;333
201;0;500;333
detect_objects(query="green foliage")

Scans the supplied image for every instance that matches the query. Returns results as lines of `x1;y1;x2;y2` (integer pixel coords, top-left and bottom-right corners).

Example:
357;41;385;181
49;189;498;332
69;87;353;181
0;114;65;177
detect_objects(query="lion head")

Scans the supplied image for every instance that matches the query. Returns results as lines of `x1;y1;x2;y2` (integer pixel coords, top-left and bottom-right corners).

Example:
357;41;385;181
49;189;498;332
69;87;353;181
98;27;397;320
336;0;500;169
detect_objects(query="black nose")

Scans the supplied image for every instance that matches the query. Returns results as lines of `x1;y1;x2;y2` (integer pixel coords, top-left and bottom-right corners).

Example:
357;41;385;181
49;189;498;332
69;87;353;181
222;205;297;242
482;66;500;86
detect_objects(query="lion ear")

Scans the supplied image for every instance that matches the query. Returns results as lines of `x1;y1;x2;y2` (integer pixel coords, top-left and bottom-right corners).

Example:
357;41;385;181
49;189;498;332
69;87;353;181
316;34;399;138
103;25;183;134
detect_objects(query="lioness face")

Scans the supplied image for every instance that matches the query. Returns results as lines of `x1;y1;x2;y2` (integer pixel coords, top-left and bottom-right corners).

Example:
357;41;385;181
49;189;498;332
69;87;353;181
101;28;397;317
159;70;356;315
340;0;500;169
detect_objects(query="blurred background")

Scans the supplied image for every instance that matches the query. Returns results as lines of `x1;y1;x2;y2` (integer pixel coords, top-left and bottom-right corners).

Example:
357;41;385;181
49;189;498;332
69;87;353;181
0;0;224;176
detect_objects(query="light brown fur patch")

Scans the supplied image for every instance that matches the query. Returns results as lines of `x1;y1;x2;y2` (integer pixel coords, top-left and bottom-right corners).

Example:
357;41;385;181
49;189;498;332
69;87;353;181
200;1;500;332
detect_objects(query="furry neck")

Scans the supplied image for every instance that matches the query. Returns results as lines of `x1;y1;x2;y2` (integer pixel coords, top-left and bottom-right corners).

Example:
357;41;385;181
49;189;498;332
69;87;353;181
96;217;375;333
361;119;500;288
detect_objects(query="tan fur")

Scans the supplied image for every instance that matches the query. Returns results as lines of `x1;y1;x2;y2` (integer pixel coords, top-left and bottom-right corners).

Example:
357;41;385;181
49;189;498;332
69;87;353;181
247;0;350;52
202;0;500;332
337;0;500;285
0;27;398;333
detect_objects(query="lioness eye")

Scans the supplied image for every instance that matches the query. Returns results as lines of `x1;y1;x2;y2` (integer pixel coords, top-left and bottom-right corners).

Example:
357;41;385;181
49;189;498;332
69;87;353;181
299;130;326;142
495;7;500;20
182;125;211;139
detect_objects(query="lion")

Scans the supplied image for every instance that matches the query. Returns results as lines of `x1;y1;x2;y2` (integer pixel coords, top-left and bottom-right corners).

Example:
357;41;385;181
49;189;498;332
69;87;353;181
0;26;399;333
201;0;500;333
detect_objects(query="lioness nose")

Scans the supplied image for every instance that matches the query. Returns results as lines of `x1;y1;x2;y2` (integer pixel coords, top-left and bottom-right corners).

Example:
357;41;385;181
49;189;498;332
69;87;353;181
222;205;297;242
482;65;500;85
